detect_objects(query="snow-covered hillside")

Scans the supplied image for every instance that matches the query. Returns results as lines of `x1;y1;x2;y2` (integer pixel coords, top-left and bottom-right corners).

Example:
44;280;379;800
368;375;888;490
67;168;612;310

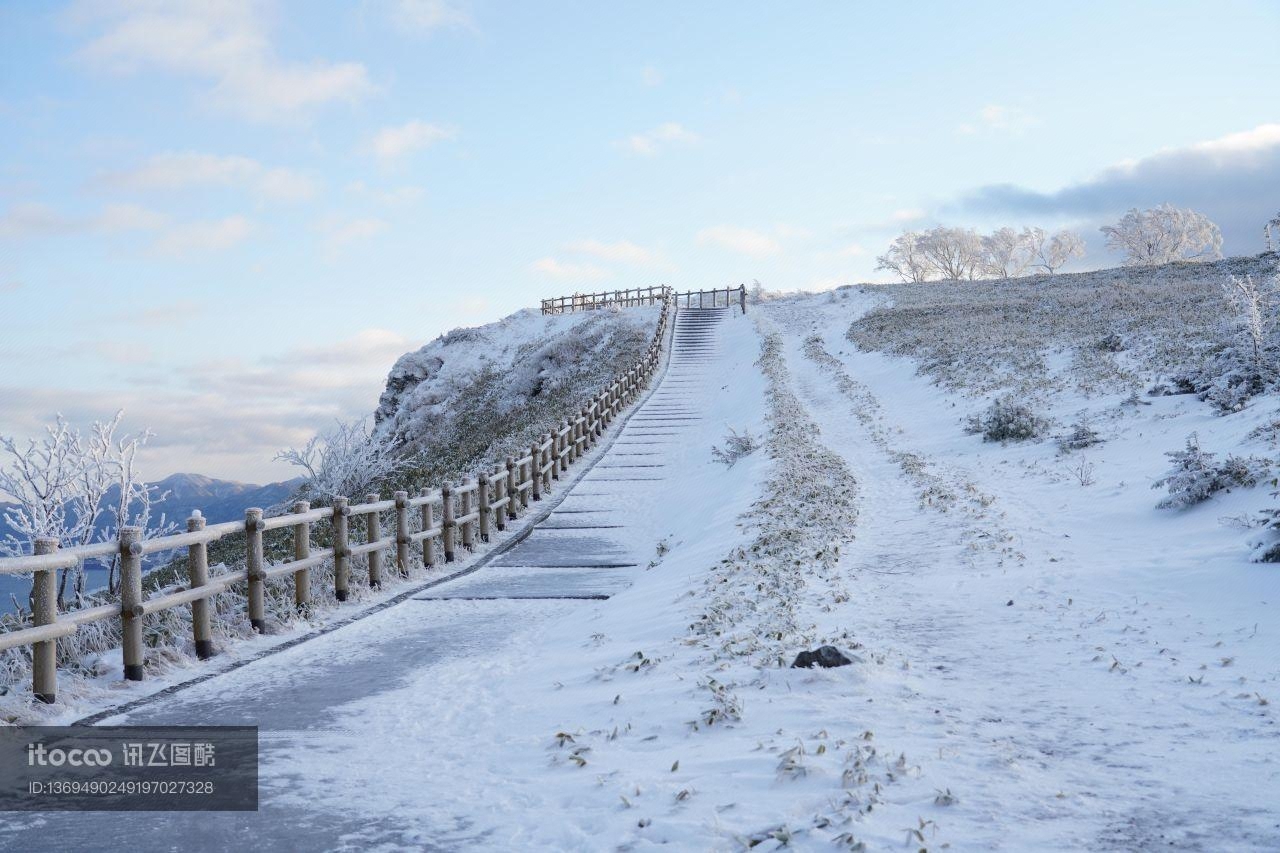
375;306;659;480
10;270;1278;850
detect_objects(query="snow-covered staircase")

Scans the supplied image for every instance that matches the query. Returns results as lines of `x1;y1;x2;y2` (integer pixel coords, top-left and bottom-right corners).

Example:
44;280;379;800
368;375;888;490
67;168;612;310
414;306;732;601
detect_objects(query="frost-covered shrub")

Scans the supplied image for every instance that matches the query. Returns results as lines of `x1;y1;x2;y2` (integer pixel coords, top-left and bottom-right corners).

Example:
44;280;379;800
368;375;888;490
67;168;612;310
1057;417;1104;451
711;427;760;468
967;396;1048;442
1151;433;1269;509
1098;333;1125;352
1164;269;1280;413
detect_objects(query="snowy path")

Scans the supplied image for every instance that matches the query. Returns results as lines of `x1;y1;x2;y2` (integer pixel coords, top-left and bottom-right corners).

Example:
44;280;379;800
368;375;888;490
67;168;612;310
762;298;1280;850
0;307;761;852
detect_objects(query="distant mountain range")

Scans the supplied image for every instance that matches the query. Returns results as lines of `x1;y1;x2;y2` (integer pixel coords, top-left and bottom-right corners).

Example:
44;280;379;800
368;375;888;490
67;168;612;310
0;473;303;547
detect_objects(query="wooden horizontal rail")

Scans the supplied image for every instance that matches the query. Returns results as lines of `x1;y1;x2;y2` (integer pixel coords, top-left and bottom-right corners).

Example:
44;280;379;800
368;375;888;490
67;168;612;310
673;285;747;314
541;285;671;315
0;293;674;703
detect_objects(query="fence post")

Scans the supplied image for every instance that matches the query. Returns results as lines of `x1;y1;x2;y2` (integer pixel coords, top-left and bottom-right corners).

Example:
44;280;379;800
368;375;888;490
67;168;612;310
740;284;747;314
394;491;410;576
246;508;266;632
460;476;474;551
364;494;383;588
187;512;213;658
333;497;351;601
494;472;507;533
119;526;144;681
31;537;58;703
507;456;521;517
531;441;543;501
478;472;491;542
420;488;436;569
292;501;311;612
442;483;456;562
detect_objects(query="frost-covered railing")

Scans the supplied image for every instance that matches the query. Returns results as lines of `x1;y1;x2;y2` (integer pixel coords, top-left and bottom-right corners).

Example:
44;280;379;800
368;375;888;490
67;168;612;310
674;285;746;314
540;285;671;315
541;284;747;315
0;297;673;704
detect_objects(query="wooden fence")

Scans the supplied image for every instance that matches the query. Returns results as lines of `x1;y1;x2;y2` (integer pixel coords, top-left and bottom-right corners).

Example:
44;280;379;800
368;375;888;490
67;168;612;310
541;286;671;315
542;284;747;315
674;285;746;314
0;297;673;704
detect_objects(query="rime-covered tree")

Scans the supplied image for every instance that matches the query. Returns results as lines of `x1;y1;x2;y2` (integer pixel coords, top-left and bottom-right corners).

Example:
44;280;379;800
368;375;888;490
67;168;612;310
0;411;173;607
1266;212;1280;253
981;227;1036;279
277;417;412;503
1100;204;1222;266
1221;272;1279;374
875;231;934;283
1028;227;1086;274
920;226;986;281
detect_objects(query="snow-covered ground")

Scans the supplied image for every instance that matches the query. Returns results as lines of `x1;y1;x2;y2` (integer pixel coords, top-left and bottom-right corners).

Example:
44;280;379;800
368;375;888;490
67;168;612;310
7;275;1280;851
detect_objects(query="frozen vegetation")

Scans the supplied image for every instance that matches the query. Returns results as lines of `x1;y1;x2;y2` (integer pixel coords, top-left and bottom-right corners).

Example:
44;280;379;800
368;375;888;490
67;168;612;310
374;306;659;483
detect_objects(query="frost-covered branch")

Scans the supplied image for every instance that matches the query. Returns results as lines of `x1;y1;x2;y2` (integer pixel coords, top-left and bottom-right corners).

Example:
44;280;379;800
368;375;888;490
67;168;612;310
277;418;412;503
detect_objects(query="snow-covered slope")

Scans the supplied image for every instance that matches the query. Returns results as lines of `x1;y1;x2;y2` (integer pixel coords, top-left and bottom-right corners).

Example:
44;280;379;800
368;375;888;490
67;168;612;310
375;306;659;480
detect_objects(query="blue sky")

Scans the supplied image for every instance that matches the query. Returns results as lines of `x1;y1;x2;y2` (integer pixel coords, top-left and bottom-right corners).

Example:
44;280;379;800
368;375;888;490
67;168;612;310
2;0;1278;482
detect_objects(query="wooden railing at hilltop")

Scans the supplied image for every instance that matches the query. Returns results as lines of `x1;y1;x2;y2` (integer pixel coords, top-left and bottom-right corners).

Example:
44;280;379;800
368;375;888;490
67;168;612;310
542;284;746;315
0;296;674;704
541;286;671;314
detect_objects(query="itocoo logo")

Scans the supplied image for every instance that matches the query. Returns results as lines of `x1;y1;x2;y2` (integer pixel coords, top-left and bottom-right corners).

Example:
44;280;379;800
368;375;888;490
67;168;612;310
27;743;113;767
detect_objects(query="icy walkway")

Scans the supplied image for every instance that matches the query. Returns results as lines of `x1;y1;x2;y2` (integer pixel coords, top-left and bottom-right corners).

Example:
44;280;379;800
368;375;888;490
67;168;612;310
1;307;758;852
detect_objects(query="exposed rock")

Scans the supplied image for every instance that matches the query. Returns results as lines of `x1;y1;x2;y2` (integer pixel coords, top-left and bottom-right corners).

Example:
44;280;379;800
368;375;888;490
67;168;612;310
791;645;853;669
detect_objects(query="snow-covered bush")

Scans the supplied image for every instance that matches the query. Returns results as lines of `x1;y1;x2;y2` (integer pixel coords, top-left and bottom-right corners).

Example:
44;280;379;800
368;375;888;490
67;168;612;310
1151;433;1269;509
967;396;1048;443
1162;269;1280;413
1057;417;1104;451
710;427;760;468
1097;333;1125;352
276;417;412;503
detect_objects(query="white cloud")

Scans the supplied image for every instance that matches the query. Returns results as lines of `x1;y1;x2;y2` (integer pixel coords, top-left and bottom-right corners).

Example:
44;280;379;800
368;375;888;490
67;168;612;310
623;122;699;156
126;300;204;328
369;120;455;161
530;257;610;281
70;0;375;121
641;66;663;87
834;243;866;257
564;239;657;266
100;153;317;201
696;225;781;257
0;201;167;238
96;202;168;232
390;0;474;33
317;216;390;245
959;121;1280;254
0;325;424;481
346;181;425;205
958;104;1037;136
152;216;253;255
